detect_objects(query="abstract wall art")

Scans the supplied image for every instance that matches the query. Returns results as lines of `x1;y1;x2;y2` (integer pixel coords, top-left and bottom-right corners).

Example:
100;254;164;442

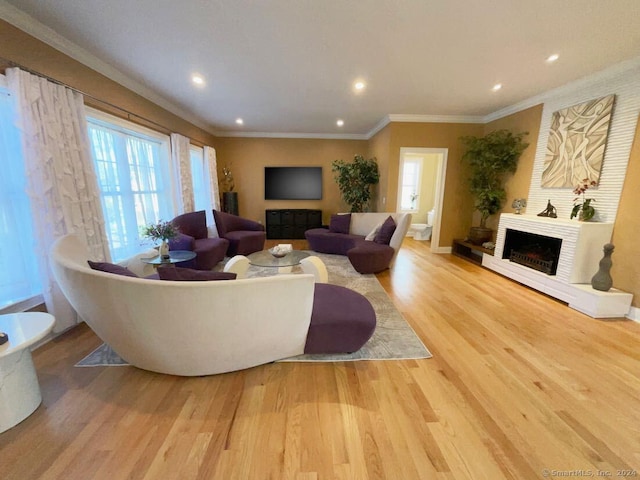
541;94;615;188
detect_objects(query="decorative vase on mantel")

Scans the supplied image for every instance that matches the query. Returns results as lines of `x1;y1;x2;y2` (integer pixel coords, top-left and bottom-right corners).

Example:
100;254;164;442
159;240;170;260
591;243;614;292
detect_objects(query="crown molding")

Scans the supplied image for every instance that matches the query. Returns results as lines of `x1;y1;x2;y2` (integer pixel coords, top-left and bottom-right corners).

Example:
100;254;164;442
387;113;485;124
365;116;391;139
214;130;368;140
483;54;640;123
0;1;214;134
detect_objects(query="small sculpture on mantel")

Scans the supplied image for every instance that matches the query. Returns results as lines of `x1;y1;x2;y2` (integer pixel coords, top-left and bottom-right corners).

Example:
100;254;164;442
537;199;558;218
511;198;527;214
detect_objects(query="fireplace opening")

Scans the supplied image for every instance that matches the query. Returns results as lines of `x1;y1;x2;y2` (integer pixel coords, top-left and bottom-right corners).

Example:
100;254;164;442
503;229;562;275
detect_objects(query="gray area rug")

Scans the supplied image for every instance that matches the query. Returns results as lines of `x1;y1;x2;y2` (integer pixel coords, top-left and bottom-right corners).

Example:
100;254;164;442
76;252;431;367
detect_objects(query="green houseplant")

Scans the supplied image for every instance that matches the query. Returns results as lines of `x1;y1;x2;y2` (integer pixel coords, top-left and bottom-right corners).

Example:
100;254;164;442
332;155;380;212
460;129;529;244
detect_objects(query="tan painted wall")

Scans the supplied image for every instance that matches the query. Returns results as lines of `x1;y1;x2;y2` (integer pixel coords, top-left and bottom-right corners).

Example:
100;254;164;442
386;122;484;247
0;20;217;147
215;137;368;224
368;124;392;212
482;104;544;231
417;153;439;220
611;116;640;308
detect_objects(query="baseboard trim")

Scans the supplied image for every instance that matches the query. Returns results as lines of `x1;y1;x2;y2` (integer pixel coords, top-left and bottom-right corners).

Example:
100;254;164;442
434;246;452;254
626;305;640;322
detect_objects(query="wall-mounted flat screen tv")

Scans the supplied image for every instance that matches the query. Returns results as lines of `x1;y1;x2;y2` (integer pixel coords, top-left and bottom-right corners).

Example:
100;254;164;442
264;167;322;200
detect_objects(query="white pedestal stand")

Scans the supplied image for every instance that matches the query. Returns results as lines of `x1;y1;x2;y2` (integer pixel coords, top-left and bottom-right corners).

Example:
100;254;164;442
0;312;55;434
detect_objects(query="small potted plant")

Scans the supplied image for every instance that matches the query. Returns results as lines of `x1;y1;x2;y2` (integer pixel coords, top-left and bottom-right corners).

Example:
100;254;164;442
141;220;178;259
571;179;597;221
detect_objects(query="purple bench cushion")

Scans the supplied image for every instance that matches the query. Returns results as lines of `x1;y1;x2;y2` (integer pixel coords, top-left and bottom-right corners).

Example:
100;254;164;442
305;283;376;354
347;241;395;274
157;267;237;281
88;260;137;277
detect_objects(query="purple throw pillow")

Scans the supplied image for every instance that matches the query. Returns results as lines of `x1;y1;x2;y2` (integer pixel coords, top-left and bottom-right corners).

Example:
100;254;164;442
157;267;237;282
329;214;351;234
87;260;138;277
373;216;396;245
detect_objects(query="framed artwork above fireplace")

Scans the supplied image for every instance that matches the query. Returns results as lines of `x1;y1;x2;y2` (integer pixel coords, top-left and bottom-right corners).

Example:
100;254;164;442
541;94;615;188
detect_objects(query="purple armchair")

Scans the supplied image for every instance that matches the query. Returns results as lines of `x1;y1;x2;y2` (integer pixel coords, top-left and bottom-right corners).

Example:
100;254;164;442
169;210;229;270
213;210;266;256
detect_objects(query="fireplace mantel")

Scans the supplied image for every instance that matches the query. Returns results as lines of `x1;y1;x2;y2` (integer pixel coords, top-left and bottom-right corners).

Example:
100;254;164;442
493;214;613;284
482;214;631;317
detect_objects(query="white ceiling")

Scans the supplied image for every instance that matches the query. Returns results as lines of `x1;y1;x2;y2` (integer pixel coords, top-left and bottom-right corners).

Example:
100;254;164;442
3;0;640;137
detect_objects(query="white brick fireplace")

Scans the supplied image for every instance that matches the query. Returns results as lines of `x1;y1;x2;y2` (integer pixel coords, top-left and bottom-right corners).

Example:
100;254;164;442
483;214;631;317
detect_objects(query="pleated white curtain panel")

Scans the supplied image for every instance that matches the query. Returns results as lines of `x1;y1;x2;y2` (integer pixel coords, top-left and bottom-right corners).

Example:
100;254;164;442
7;67;110;333
171;133;194;213
204;146;221;211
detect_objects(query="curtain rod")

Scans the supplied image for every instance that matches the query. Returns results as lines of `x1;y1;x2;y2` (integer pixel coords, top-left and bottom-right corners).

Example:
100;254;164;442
0;57;207;146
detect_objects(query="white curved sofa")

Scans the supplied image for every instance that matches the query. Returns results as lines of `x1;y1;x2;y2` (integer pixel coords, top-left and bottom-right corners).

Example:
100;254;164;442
50;235;316;376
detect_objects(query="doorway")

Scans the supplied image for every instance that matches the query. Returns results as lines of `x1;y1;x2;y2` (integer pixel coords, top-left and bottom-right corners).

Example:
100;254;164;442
397;147;448;252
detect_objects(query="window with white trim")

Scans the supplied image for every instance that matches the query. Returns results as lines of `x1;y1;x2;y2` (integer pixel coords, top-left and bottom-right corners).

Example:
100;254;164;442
87;110;174;262
399;156;423;212
0;81;42;310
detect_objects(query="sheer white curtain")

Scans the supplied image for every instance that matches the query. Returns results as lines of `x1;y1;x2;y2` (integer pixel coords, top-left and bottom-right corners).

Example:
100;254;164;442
205;146;221;211
204;146;221;235
171;133;194;213
7;67;110;332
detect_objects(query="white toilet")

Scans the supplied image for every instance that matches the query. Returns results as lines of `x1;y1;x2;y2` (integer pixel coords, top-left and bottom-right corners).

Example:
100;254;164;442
407;209;434;241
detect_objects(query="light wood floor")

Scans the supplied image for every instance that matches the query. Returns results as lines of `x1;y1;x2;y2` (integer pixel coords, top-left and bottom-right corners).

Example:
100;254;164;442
2;239;639;480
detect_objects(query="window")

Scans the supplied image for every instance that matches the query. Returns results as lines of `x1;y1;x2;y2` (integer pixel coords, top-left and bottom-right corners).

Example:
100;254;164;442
190;145;210;212
399;156;423;212
87;110;174;262
0;81;42;310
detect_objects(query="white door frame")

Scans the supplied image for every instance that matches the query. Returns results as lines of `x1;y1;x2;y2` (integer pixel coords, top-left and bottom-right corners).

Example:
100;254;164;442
398;147;448;252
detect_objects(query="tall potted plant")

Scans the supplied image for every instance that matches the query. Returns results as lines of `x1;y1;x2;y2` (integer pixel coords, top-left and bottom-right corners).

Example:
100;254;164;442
332;155;380;212
460;129;529;244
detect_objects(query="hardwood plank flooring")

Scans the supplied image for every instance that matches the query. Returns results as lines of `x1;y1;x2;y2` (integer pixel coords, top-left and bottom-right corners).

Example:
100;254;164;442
1;239;639;479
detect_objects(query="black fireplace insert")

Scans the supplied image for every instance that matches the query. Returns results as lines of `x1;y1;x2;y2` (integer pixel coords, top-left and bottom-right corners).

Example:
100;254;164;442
503;229;563;275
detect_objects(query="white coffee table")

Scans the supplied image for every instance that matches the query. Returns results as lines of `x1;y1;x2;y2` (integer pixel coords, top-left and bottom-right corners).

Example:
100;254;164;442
0;312;55;434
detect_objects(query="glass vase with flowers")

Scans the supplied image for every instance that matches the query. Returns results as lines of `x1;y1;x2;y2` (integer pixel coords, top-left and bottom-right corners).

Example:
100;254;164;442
141;220;178;259
570;179;597;221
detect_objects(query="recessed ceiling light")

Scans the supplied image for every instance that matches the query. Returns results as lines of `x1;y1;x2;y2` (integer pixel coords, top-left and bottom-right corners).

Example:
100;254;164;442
336;119;344;127
492;83;503;92
235;118;244;125
354;81;366;91
546;53;560;63
191;74;205;86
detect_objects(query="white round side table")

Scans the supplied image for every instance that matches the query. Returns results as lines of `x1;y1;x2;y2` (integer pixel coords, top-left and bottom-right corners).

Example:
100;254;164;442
0;312;55;434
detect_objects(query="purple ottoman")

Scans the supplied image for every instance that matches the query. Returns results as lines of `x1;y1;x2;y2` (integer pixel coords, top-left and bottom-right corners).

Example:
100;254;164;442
304;283;376;354
347;241;395;274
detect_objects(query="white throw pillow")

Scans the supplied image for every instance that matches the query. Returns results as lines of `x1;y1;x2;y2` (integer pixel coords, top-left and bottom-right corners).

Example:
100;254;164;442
365;220;385;241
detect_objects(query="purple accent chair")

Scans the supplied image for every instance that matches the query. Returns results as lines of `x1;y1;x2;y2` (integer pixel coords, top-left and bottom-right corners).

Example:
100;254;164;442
169;210;229;270
213;210;266;257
